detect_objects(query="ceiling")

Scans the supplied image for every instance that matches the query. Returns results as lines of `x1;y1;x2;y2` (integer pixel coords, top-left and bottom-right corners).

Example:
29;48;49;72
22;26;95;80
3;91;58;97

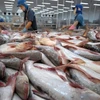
0;0;100;14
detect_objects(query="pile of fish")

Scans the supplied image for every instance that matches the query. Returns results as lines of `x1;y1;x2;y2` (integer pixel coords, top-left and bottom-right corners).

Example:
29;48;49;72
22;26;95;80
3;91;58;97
0;29;100;100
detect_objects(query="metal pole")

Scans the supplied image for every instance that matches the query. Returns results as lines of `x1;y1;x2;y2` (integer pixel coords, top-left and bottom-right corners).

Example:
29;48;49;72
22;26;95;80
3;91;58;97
56;0;59;29
93;5;96;24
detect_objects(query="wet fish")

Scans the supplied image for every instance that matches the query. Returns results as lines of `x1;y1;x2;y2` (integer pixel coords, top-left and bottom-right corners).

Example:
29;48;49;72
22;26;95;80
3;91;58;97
85;42;100;53
56;45;100;73
0;41;33;54
0;73;18;100
4;50;42;61
64;43;100;61
0;62;5;79
87;30;100;41
36;45;61;66
12;94;22;100
16;71;29;100
70;69;100;95
0;57;22;70
25;60;100;100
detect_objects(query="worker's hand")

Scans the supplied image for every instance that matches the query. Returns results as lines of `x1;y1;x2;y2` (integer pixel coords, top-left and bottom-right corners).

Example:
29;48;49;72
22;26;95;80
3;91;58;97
21;28;28;33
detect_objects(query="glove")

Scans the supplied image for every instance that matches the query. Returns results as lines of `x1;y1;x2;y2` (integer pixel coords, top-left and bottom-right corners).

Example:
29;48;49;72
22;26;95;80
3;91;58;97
69;25;75;30
21;28;27;33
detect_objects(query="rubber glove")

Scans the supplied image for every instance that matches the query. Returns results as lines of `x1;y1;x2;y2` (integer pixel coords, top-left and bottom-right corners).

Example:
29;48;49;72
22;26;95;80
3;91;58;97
69;25;75;30
21;28;28;33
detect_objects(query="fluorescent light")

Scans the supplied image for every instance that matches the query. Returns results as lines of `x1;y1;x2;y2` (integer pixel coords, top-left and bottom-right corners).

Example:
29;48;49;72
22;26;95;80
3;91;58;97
7;0;15;1
64;7;69;9
51;6;57;8
34;7;41;9
5;5;13;6
4;2;14;4
94;4;100;6
58;4;64;6
50;0;58;1
26;1;34;3
94;0;100;1
81;2;88;5
42;2;50;5
71;5;75;7
68;9;73;11
58;12;63;13
47;8;53;10
58;9;63;10
6;9;12;10
37;5;45;7
66;1;74;3
27;4;31;5
5;7;13;8
83;6;89;8
63;11;68;12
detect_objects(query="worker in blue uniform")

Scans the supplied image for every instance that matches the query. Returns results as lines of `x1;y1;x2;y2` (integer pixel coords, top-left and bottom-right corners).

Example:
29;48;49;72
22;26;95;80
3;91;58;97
0;18;4;22
17;0;37;33
69;4;84;30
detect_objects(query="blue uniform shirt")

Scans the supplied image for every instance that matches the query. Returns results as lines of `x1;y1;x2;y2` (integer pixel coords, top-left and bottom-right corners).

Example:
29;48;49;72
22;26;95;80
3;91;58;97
24;8;37;30
74;14;84;29
0;18;4;22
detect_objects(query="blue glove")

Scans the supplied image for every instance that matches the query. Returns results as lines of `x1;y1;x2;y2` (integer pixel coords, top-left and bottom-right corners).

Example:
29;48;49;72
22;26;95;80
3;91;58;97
21;28;27;33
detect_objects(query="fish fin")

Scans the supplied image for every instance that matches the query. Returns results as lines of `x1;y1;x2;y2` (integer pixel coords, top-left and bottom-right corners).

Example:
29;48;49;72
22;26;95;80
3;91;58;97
32;90;51;100
73;58;85;65
20;57;30;71
67;76;84;89
7;44;16;48
0;81;6;87
6;72;18;86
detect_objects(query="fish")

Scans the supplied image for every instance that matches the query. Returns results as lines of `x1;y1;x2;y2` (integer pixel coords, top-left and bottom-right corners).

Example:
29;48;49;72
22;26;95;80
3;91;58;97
4;68;17;82
25;60;100;100
64;43;100;61
0;41;33;54
28;84;49;100
0;73;18;100
56;45;100;74
2;50;42;61
12;94;22;100
70;69;100;95
87;30;100;41
0;34;8;45
36;45;61;66
0;62;5;79
0;57;22;70
4;68;29;100
15;71;29;100
84;42;100;53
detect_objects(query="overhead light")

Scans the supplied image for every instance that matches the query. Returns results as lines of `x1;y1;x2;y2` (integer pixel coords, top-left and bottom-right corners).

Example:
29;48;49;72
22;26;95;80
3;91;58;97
4;2;14;4
58;9;63;10
80;2;88;5
5;7;13;8
34;7;41;9
94;0;100;1
26;1;34;3
64;7;69;9
5;5;13;6
7;0;15;1
58;12;63;13
83;6;89;8
68;9;73;11
71;5;75;7
63;11;68;12
37;5;45;7
51;6;57;8
66;1;74;3
50;0;58;1
58;4;64;6
27;4;30;5
94;4;100;6
42;2;50;5
47;8;53;10
6;9;12;10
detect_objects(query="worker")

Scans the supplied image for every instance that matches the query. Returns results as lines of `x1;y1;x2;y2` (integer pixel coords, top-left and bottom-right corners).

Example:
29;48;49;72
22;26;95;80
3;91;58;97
69;4;84;30
61;4;84;30
17;0;37;33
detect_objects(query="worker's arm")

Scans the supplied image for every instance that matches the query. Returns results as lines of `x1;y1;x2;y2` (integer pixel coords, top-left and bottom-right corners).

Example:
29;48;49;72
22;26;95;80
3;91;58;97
69;21;78;30
25;21;32;30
